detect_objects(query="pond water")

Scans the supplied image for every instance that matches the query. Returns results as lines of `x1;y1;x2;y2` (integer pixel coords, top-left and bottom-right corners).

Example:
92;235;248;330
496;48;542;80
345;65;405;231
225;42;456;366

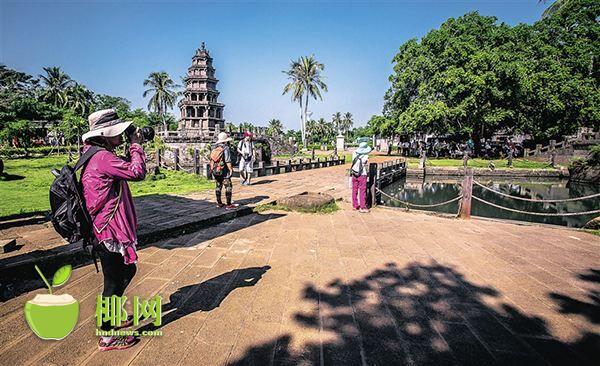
380;177;599;228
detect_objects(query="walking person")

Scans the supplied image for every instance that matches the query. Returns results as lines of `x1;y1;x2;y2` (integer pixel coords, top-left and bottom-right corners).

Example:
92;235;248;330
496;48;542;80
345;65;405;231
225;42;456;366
80;109;147;351
237;131;255;186
350;141;372;213
210;132;238;209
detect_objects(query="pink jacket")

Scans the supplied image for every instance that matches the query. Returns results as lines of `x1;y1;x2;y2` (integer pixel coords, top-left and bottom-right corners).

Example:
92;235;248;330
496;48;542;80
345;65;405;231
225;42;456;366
81;143;146;264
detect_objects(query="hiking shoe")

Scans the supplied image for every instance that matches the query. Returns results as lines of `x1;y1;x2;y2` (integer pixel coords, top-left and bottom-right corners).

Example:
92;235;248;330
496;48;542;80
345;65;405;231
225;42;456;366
225;204;239;210
216;203;225;208
98;336;139;351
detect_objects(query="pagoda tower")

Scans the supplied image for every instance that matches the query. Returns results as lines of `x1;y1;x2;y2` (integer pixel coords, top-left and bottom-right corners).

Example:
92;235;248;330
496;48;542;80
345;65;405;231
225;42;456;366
178;42;225;138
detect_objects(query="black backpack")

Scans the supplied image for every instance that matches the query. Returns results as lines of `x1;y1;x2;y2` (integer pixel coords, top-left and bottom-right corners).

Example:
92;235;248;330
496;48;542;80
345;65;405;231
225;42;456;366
49;145;103;271
351;154;364;178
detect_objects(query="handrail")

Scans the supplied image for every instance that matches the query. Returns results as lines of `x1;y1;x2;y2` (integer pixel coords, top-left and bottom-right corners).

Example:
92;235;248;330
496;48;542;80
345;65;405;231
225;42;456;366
377;187;463;208
471;195;600;217
473;180;600;203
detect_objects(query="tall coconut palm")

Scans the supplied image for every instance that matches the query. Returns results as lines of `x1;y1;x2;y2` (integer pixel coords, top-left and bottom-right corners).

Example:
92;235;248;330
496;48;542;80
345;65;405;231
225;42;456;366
143;71;179;131
66;83;93;153
39;66;74;107
332;112;343;135
282;55;327;146
342;112;354;137
539;0;566;18
66;83;94;117
267;119;284;137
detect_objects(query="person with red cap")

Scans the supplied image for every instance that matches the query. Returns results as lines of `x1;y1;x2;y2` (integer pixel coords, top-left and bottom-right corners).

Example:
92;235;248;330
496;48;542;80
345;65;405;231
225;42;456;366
237;131;256;186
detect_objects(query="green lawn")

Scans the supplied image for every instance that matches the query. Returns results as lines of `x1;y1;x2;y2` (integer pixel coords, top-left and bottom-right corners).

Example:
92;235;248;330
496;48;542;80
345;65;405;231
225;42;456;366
0;155;213;218
402;157;560;170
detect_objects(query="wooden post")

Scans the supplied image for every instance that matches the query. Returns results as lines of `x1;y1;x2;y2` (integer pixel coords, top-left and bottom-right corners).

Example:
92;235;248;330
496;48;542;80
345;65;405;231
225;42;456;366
274;160;280;174
194;149;200;175
367;162;379;208
459;169;473;219
286;160;292;173
258;161;265;176
155;148;162;168
535;144;542;155
174;148;180;171
203;162;212;179
524;148;530;157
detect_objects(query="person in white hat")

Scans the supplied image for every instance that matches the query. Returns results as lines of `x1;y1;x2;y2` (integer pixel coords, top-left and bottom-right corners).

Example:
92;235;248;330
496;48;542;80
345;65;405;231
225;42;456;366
210;132;238;209
350;141;372;213
81;108;146;351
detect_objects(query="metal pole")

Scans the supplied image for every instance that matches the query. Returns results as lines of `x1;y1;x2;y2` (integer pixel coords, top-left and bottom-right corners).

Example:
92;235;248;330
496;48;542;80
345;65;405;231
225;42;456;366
194;149;200;175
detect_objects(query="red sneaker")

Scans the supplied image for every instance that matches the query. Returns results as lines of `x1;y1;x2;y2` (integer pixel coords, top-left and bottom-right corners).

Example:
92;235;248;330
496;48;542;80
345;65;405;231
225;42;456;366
225;204;239;210
98;336;139;351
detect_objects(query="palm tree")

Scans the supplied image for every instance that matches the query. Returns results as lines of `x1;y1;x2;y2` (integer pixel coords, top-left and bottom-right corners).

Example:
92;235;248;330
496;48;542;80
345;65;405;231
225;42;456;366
39;66;74;107
66;83;94;117
267;119;284;137
539;0;566;18
332;112;343;135
143;71;180;131
342;112;354;137
282;55;327;146
65;83;93;154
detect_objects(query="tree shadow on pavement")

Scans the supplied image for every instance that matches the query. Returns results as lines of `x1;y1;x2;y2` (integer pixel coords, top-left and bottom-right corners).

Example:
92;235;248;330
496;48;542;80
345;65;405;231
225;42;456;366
138;266;271;332
227;262;597;365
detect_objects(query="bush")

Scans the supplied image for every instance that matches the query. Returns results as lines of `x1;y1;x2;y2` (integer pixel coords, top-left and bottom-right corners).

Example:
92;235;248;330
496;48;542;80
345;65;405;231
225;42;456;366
0;145;78;158
588;144;600;166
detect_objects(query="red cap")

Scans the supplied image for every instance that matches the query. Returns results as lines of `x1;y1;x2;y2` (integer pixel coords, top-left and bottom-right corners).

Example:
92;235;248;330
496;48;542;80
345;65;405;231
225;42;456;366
243;131;253;138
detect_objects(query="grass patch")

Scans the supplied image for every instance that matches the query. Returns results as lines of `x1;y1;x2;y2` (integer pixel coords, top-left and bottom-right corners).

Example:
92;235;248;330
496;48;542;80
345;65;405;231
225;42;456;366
584;229;600;237
0;155;213;218
255;200;339;214
401;157;560;169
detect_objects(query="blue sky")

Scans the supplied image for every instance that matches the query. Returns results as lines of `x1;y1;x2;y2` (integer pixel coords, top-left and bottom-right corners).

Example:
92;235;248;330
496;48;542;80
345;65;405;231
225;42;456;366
1;0;546;129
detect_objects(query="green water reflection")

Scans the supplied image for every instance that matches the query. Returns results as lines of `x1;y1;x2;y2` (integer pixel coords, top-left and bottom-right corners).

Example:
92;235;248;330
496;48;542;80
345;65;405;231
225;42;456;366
381;177;599;228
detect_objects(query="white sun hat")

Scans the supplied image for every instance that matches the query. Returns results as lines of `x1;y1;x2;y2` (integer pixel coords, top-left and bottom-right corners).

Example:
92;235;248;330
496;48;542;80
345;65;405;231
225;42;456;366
81;108;133;142
216;132;232;143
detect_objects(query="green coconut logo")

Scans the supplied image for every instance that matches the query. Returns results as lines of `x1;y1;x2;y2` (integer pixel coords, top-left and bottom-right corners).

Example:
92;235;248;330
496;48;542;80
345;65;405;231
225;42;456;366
24;265;79;340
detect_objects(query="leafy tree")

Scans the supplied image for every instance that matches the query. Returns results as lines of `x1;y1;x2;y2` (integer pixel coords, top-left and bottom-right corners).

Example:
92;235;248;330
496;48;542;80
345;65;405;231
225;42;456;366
367;115;397;155
0;64;39;95
143;71;180;132
0;120;34;148
39;66;74;107
384;2;599;149
267;119;284;137
94;94;131;117
55;111;87;153
282;55;328;145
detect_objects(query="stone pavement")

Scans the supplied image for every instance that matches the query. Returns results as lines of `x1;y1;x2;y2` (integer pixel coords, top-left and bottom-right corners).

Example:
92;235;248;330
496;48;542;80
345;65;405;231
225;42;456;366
0;160;356;287
0;202;598;365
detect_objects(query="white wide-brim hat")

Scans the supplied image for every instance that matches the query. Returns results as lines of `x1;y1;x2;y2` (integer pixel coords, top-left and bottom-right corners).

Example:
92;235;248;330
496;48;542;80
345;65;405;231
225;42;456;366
356;141;372;154
216;132;232;143
81;108;132;142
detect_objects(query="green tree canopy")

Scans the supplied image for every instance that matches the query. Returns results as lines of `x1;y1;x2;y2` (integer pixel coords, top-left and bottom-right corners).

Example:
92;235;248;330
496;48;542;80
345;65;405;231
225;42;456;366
384;0;599;146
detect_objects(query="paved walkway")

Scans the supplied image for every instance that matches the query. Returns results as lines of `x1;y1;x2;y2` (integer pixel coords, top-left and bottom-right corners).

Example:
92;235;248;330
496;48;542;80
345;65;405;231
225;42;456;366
1;159;599;365
0;202;598;365
0;159;354;265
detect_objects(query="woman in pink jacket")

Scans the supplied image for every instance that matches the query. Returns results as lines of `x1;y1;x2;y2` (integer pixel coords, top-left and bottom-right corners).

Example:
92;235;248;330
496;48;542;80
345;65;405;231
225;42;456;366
81;109;146;351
